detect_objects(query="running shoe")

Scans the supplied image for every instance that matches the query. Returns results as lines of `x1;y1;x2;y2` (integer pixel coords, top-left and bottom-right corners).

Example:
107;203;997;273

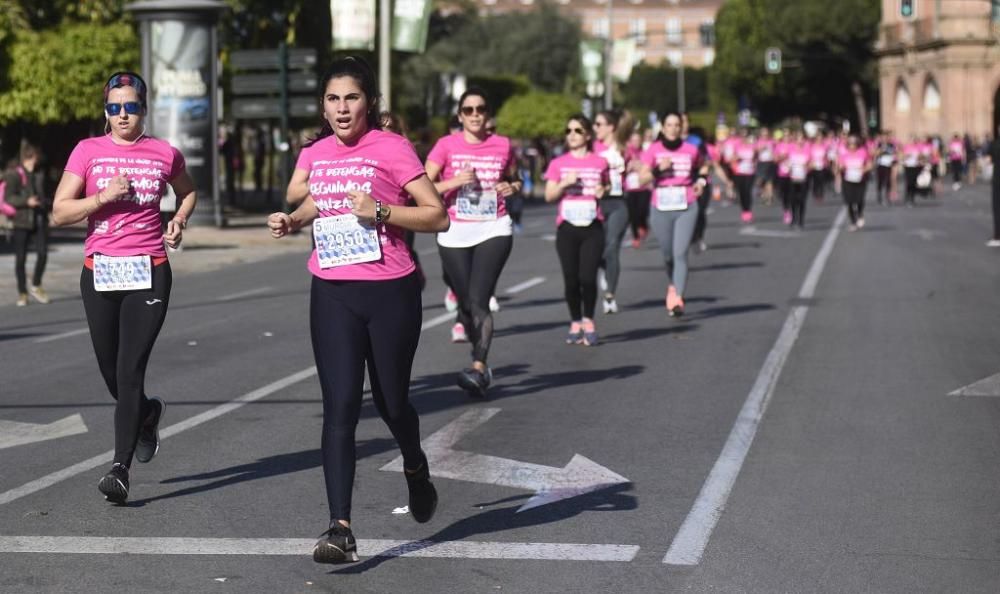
489;296;501;313
581;318;598;346
666;286;685;317
857;217;865;229
450;323;468;343
740;211;754;224
405;453;438;524
313;523;359;564
135;397;165;463
457;366;492;398
782;210;793;225
16;293;28;307
603;297;619;314
847;224;858;232
565;321;584;345
987;239;1000;247
98;463;129;504
28;285;50;304
444;289;458;313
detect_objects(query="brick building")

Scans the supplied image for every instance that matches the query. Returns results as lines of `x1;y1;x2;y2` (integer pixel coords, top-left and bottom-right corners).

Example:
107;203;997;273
876;0;1000;139
477;0;724;69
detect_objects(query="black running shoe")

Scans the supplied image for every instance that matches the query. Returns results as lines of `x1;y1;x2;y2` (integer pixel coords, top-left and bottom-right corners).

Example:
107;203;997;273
312;523;359;564
135;397;165;463
405;454;438;524
456;367;491;398
98;463;129;504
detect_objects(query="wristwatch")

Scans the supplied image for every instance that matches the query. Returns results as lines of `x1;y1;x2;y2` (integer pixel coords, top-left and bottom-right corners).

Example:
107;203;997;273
375;200;391;224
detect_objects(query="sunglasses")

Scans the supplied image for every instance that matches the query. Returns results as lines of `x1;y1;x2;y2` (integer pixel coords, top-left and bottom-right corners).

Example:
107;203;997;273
565;127;587;136
460;105;488;116
105;102;143;116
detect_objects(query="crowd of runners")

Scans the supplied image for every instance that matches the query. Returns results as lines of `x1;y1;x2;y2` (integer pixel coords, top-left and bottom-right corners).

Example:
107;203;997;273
20;55;1000;566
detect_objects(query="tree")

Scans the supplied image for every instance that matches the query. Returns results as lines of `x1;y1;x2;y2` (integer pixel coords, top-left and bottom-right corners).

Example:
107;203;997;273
496;91;579;139
622;63;710;116
712;0;879;129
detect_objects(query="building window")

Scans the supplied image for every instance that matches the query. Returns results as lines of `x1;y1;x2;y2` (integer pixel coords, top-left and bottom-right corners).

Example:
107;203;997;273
993;0;1000;22
895;81;911;113
923;78;940;111
699;21;715;47
666;18;682;45
630;18;647;45
592;17;610;38
703;49;715;66
667;50;683;67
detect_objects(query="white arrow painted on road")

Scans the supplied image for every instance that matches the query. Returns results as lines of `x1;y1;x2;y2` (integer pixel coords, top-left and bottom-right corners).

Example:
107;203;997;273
738;226;801;239
381;408;629;513
0;415;88;450
948;372;1000;397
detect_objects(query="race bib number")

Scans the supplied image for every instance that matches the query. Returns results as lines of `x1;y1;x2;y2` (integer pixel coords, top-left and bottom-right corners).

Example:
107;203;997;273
93;254;152;292
904;155;919;167
609;171;623;196
561;199;598;227
877;155;894;167
313;214;382;269
456;188;499;221
736;160;754;175
759;148;773;161
844;167;863;183
625;172;641;190
655;186;688;211
791;164;807;182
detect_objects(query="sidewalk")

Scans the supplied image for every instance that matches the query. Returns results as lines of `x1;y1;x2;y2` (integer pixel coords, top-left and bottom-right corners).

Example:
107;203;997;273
0;217;313;308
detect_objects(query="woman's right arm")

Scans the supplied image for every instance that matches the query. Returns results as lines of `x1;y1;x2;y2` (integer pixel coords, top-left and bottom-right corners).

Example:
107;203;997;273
285;167;310;207
268;196;319;238
426;160;468;195
51;172;97;226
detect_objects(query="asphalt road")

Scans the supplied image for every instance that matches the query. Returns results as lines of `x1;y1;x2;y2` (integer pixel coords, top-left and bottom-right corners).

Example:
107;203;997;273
1;185;999;593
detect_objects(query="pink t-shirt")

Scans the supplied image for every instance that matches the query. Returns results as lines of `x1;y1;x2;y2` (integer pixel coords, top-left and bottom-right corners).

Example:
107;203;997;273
809;141;829;170
732;140;756;176
838;147;869;183
901;143;923;167
623;144;647;192
544;152;609;227
640;140;702;205
786;143;811;182
296;130;424;281
775;141;791;178
947;140;964;160
425;132;515;221
65;135;185;259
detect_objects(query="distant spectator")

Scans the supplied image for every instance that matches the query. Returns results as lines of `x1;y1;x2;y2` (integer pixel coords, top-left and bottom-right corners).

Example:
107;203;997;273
6;141;50;306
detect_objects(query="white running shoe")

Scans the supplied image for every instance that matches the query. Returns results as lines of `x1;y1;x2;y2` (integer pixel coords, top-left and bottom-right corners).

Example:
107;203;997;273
603;297;619;314
444;289;458;313
450;323;468;343
987;239;1000;247
489;296;501;312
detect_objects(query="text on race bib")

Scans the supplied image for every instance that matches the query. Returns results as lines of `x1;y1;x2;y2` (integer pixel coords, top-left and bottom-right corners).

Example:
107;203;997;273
655;186;688;211
844;167;864;183
456;188;499;221
313;214;382;269
561;199;598;227
93;254;152;292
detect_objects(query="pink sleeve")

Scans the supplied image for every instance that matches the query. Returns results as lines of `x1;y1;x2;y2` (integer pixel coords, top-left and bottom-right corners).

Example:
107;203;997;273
640;146;657;168
425;136;448;167
389;137;426;188
294;143;313;171
543;159;560;182
168;146;187;180
64;142;89;179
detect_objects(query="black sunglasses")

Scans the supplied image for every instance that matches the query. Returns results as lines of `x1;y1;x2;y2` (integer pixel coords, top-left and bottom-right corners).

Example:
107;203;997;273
460;105;488;116
105;102;143;116
565;127;587;136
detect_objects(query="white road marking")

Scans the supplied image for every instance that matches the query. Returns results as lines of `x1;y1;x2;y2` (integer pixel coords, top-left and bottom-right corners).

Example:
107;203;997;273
382;408;629;512
0;536;639;562
948;372;1000;397
504;276;545;295
34;328;90;344
540;233;556;242
0;415;88;450
422;311;455;330
0;367;318;507
217;286;273;301
663;209;846;566
738;226;802;239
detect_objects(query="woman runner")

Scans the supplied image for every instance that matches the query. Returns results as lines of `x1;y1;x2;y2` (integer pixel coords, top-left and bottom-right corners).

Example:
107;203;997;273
837;134;873;231
425;88;521;396
51;72;196;504
269;57;449;563
593;110;632;314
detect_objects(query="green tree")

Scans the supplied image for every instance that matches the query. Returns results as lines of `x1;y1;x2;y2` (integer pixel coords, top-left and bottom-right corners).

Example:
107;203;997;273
712;0;879;128
622;63;709;115
496;91;579;139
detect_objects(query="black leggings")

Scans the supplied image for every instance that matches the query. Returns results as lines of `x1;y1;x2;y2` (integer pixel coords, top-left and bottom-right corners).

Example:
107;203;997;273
842;179;867;224
556;221;604;320
733;175;754;212
904;166;920;204
776;177;791;211
807;169;826;200
13;219;48;294
789;181;808;226
81;262;171;468
310;272;424;522
625;190;650;239
950;159;963;183
438;235;513;363
876;165;893;202
691;183;712;244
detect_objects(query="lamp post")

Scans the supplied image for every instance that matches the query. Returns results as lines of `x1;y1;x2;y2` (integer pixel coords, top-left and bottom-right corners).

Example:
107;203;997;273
604;0;613;110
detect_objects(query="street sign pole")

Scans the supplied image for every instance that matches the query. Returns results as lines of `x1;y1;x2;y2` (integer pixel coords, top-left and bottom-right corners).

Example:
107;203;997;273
379;0;391;110
278;42;290;206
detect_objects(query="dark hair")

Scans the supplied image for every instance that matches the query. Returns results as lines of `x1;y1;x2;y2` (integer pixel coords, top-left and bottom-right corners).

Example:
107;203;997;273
458;87;490;112
104;71;148;109
566;113;594;152
657;111;684;143
307;56;382;147
596;110;620;130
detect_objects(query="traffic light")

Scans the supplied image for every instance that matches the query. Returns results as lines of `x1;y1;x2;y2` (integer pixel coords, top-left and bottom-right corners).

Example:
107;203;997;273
764;47;781;74
900;0;915;19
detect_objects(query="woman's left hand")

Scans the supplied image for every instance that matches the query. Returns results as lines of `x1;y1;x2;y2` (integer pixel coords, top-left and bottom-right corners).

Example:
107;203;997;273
693;179;707;197
164;218;184;248
348;190;377;224
495;181;516;198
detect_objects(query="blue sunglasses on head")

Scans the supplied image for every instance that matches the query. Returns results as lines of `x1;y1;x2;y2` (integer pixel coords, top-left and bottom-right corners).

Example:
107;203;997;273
105;101;143;116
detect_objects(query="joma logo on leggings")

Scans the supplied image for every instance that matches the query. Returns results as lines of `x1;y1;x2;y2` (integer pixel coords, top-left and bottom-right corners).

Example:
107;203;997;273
145;299;162;305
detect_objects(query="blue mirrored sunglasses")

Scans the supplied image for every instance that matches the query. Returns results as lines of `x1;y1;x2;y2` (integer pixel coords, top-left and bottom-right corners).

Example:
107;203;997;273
105;102;143;116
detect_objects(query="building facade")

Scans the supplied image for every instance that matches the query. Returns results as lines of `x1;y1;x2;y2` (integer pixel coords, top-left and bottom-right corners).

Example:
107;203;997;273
477;0;724;69
876;0;1000;139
